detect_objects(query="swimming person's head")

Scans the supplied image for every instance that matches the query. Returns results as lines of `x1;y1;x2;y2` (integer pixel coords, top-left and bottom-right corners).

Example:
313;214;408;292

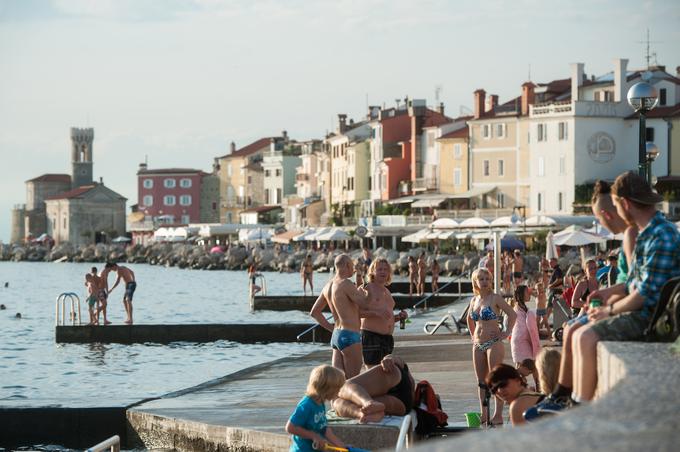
306;365;346;402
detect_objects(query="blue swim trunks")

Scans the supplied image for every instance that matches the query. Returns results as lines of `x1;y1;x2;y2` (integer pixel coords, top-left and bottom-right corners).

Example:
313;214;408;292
331;329;361;351
125;281;137;301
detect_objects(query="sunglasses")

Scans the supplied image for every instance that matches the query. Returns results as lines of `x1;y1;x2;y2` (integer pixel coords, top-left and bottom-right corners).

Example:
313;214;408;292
490;380;509;394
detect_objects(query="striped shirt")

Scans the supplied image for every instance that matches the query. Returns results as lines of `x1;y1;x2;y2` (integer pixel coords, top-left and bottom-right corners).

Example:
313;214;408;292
627;211;680;318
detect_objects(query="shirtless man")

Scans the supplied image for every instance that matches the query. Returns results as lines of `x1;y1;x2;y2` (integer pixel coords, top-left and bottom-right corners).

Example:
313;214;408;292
361;258;407;368
103;262;137;324
512;249;524;288
309;254;375;378
89;267;110;325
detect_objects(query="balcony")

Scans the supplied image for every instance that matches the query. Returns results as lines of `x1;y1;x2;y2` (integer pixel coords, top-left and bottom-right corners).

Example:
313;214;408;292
531;100;573;116
413;177;437;192
296;173;310;182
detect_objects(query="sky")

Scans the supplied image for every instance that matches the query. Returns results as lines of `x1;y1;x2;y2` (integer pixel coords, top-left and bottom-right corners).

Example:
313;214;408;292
1;0;679;241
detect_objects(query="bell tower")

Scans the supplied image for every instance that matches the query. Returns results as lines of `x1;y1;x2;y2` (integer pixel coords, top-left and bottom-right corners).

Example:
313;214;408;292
71;127;94;188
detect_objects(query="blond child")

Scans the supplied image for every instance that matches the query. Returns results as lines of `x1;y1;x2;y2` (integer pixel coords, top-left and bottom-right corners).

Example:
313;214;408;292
286;365;346;452
536;348;561;395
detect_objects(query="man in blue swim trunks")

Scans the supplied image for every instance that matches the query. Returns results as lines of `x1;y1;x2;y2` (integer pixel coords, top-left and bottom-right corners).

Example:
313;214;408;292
103;262;137;325
310;254;374;378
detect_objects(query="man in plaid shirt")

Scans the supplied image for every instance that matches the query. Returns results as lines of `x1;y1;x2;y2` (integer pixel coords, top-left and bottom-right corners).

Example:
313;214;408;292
571;171;680;402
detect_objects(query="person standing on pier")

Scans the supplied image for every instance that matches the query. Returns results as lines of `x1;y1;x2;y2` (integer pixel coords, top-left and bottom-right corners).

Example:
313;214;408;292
417;252;427;296
408;256;417;297
103;263;137;325
361;258;407;368
301;254;314;296
310;254;374;378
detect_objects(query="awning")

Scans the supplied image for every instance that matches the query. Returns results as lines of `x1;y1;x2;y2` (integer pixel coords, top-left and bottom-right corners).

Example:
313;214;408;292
430;218;458;228
272;230;303;244
386;197;417;205
401;228;430;243
412;197;447;208
459;217;490;228
447;186;496;199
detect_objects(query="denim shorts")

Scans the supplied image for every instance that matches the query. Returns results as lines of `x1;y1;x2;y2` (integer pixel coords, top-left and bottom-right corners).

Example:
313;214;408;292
589;311;647;341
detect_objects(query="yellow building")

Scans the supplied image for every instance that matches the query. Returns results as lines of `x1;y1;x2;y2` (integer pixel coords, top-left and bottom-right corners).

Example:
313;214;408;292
438;124;470;204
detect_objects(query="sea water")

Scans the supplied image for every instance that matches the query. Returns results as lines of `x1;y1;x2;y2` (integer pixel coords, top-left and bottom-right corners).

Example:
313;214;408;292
0;261;326;407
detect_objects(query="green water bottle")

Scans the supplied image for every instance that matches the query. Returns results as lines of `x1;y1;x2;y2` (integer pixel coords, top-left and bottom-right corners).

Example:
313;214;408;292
590;298;602;309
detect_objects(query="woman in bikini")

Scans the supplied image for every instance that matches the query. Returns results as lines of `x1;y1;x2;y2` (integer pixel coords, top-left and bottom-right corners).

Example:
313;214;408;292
467;268;516;427
301;254;314;296
486;363;544;426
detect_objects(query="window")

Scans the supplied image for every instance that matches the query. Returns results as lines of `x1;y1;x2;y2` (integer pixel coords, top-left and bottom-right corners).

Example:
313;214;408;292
63;217;67;228
265;170;271;177
483;160;490;176
264;189;270;204
454;168;462;187
659;88;667;106
143;179;153;189
247;176;252;184
482;124;491;139
181;215;190;224
179;178;192;188
454;143;462;158
143;195;153;206
496;193;505;208
537;124;547;142
537;193;543;211
163;195;176;206
538;157;545;177
558;192;564;211
276;188;282;204
558;122;568;140
426;131;435;147
239;186;245;197
646;127;655;142
164;178;176;188
495;123;506;138
275;169;282;177
559;156;566;175
498;159;504;176
211;202;217;210
604;91;613;102
180;195;192;206
227;164;232;177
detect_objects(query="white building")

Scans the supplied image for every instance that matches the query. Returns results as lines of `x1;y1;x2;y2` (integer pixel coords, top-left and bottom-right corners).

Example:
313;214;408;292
529;59;679;214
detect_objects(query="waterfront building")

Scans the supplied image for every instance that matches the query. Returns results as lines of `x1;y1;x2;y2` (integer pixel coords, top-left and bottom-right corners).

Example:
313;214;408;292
216;137;279;224
136;164;219;225
368;107;412;203
11;174;71;242
437;121;471;203
290;140;325;227
410;101;453;194
529;59;680;215
262;131;300;207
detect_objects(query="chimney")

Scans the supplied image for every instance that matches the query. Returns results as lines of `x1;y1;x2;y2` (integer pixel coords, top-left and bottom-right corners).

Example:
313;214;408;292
521;82;536;116
367;105;380;120
229;141;236;154
473;89;486;119
338;114;348;134
571;63;584;101
139;162;148;172
282;130;289;142
485;95;498;113
212;157;220;173
613;58;629;102
437;102;445;115
99;177;104;185
676;66;680;77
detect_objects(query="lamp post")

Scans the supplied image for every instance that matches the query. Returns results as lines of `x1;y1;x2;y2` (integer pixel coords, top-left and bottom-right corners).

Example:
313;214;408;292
627;82;659;181
645;141;660;187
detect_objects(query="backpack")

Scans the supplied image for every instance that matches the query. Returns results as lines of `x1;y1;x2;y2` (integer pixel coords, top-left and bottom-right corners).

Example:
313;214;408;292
413;380;448;436
644;276;680;342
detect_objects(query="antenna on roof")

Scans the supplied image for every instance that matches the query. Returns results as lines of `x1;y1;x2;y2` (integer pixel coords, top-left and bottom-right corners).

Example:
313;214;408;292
435;85;442;105
636;28;662;69
459;105;473;116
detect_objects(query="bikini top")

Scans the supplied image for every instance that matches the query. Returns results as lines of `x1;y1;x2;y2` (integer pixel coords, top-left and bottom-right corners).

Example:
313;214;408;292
470;304;499;322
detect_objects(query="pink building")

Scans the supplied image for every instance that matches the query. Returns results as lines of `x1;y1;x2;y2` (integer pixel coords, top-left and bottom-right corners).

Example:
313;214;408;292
137;165;207;225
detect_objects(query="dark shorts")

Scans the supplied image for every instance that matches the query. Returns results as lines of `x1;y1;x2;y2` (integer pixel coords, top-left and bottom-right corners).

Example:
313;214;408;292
87;295;97;308
97;289;108;301
387;363;414;412
361;330;395;365
125;281;137;301
589;311;648;341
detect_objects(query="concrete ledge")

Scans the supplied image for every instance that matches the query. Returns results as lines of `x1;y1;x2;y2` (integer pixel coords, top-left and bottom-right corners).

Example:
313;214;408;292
253;294;467;311
412;341;680;451
55;323;332;344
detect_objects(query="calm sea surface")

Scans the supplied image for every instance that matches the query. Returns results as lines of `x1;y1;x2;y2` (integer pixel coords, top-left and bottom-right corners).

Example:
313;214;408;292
0;262;327;408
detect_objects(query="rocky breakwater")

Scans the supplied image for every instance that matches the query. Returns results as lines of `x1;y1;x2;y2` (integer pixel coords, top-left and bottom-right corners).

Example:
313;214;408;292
0;242;570;277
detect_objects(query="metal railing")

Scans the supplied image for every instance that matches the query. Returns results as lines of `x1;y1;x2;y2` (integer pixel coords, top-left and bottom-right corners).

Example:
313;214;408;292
297;315;332;342
248;273;267;310
55;292;81;326
411;271;469;312
86;435;120;452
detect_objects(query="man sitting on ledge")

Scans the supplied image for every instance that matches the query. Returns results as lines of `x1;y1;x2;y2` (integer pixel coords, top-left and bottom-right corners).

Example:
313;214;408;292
332;354;414;423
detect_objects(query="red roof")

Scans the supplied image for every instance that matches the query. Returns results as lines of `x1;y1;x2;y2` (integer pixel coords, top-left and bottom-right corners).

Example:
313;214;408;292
44;185;96;200
241;205;282;213
218;137;273;159
439;126;469;140
625;105;680;119
381;114;411;144
137;168;207;176
422;109;453;128
26;174;71;184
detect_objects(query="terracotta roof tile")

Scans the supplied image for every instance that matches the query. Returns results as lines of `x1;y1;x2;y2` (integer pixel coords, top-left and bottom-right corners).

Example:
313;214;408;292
44;185;96;200
26;174;71;184
438;126;469;140
218;137;274;159
137;168;207;175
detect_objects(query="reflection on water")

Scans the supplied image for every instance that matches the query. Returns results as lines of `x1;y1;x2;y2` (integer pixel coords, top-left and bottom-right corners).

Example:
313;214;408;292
0;262;326;407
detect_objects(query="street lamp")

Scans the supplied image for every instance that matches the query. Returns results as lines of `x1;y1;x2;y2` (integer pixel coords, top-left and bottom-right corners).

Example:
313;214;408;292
627;82;659;181
645;141;660;186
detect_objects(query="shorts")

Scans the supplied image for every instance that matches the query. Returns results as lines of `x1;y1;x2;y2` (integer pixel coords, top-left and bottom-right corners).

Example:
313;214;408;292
87;295;97;308
97;289;108;301
361;329;395;365
331;329;362;351
387;363;414;412
125;281;137;301
589;311;648;341
566;314;589;327
536;308;547;317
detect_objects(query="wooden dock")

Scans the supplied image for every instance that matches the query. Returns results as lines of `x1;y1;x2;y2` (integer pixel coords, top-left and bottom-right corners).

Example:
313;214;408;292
252;293;471;312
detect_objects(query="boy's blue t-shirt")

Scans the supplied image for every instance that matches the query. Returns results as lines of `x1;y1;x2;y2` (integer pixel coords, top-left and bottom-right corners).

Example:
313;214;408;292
289;395;327;452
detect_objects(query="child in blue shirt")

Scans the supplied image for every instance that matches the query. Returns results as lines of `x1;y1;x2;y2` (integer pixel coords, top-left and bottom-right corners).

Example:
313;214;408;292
286;365;346;451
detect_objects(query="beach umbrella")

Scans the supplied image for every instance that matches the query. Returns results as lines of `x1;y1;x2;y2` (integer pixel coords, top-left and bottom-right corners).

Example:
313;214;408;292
210;245;223;254
459;217;490;228
316;228;351;241
401;228;430;243
546;231;558;260
525;215;557;227
111;236;131;243
490;216;515;227
430;218;458;229
553;230;606;247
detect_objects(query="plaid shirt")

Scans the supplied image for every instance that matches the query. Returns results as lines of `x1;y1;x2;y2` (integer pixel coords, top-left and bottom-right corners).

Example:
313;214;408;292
627;211;680;318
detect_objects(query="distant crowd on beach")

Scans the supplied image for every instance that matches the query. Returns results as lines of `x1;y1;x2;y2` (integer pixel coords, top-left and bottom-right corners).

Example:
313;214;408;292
83;263;137;325
286;171;680;451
